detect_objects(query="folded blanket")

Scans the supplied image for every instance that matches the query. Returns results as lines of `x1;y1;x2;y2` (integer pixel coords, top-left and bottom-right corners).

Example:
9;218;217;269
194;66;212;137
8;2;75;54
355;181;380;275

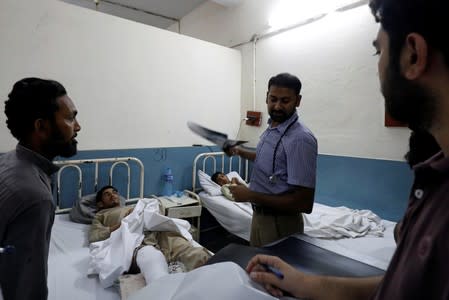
88;198;192;288
303;205;385;239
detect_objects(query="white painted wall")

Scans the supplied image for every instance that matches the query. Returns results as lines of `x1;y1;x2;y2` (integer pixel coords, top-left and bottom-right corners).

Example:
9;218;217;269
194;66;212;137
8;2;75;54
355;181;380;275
173;1;411;161
0;0;241;152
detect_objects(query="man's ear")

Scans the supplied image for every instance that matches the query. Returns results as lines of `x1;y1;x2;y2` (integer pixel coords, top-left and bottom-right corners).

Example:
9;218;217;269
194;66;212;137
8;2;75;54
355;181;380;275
34;118;50;134
265;91;269;104
402;33;429;80
296;95;302;107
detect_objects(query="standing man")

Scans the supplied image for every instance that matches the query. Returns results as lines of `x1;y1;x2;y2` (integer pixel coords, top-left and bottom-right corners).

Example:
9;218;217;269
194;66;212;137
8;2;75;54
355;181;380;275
0;78;81;299
246;0;449;299
228;73;317;247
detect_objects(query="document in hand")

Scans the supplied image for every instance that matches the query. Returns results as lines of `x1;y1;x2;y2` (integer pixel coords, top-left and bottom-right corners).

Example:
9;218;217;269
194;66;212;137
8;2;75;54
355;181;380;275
187;121;247;151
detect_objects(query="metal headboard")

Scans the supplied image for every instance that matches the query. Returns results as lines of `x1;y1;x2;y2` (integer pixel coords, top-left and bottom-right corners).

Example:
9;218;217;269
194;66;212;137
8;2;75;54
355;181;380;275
53;157;144;213
192;151;249;193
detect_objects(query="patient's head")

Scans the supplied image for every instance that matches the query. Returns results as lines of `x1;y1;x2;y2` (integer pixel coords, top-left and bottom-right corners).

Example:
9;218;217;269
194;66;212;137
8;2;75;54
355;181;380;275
96;185;121;210
211;172;230;186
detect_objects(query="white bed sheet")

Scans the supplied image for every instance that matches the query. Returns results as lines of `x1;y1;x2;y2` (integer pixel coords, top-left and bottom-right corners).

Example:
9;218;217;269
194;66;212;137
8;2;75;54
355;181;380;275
199;191;396;270
48;213;207;299
48;214;119;300
293;219;396;271
199;191;253;241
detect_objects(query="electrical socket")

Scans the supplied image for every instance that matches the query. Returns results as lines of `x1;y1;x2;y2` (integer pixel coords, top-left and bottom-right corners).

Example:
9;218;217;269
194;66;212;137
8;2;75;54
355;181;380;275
246;111;262;126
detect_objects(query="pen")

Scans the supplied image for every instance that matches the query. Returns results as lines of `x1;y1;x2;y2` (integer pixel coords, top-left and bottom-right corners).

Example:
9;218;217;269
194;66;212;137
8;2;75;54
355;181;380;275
261;263;284;279
0;245;15;254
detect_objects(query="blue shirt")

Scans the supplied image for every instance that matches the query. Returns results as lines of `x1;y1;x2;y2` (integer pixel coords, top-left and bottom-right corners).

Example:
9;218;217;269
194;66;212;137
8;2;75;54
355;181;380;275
249;112;317;195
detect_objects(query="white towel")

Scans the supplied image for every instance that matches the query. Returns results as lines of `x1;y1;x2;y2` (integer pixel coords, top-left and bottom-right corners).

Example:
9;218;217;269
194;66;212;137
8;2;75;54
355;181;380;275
303;204;385;239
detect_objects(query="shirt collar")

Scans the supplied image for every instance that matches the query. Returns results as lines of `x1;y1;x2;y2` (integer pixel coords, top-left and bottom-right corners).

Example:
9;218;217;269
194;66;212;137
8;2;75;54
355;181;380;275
414;150;449;176
16;144;60;175
267;112;298;134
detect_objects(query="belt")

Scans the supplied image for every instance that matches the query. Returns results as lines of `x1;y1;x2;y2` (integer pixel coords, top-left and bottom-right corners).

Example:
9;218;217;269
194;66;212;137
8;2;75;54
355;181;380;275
251;204;299;216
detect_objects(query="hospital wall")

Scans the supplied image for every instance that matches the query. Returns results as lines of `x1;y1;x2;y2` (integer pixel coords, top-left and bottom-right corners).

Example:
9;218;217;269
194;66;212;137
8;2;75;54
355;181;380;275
0;0;241;152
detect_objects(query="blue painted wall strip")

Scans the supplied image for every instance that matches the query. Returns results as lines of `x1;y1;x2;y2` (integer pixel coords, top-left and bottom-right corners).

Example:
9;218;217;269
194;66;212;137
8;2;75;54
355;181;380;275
52;147;412;221
315;154;413;221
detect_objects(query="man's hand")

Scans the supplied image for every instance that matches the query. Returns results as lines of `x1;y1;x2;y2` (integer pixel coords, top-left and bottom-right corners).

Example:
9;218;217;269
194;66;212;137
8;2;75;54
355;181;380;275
246;254;313;299
231;177;242;185
110;223;121;232
228;185;253;202
224;146;239;157
125;207;134;217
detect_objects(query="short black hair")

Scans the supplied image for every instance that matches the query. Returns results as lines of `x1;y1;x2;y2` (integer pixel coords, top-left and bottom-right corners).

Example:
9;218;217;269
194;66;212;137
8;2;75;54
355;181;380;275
268;73;302;95
96;185;118;203
211;171;224;184
4;78;67;141
369;0;449;68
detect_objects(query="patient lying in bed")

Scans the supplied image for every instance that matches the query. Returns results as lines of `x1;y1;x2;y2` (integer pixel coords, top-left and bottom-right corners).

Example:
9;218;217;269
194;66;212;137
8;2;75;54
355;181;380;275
89;185;211;286
211;171;244;201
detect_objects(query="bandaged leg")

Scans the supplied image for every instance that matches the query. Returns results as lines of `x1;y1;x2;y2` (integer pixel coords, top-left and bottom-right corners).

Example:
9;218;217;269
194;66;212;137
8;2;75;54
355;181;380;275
136;245;168;284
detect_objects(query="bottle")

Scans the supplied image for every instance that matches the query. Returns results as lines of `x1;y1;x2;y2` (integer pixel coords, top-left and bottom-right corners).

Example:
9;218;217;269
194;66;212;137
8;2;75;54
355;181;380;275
162;167;174;196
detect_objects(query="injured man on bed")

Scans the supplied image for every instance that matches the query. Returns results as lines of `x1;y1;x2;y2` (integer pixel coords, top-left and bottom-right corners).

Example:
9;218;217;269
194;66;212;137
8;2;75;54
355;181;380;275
211;171;246;201
88;185;211;288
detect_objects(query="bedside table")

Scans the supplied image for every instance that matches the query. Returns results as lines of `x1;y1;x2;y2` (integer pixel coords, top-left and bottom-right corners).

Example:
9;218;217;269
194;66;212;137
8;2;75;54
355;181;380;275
152;190;202;241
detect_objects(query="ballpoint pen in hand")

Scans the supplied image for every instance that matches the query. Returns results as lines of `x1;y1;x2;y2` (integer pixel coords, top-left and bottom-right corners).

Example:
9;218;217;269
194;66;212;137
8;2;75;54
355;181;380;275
260;263;284;279
0;245;15;254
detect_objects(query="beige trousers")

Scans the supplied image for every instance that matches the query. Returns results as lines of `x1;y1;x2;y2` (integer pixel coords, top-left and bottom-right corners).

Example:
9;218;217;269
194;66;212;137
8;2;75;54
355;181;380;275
129;231;211;274
250;212;304;247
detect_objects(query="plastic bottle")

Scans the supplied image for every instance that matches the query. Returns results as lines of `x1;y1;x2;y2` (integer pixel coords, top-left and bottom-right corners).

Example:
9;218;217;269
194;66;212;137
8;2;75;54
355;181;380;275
162;167;174;196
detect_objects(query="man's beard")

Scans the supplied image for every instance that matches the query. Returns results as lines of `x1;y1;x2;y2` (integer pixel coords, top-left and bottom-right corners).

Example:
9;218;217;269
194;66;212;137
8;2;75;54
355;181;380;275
269;110;295;124
54;139;77;158
382;63;436;131
45;127;78;158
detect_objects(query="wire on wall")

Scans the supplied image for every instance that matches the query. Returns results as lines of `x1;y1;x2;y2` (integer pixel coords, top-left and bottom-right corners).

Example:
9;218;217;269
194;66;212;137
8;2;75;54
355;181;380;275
251;34;258;112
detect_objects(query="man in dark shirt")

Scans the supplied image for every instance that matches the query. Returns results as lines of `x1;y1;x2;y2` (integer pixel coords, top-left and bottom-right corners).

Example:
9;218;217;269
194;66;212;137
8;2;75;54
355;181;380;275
0;78;81;299
246;0;449;299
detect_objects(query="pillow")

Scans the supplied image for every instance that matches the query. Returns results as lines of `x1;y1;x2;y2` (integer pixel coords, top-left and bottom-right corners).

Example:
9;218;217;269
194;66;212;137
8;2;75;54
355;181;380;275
197;170;247;196
198;170;222;196
69;193;126;224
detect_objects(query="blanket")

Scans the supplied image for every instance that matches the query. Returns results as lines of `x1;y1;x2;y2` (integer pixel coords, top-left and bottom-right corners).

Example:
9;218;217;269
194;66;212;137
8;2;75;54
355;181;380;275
128;262;279;300
303;204;385;239
87;198;192;288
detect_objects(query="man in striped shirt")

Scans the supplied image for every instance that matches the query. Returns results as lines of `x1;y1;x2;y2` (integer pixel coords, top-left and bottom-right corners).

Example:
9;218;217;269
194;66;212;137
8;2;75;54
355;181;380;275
0;78;81;299
227;73;317;247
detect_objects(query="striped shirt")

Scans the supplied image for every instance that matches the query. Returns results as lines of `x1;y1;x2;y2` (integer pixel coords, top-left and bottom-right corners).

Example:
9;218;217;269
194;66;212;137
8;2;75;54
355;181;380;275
0;144;59;300
249;112;317;195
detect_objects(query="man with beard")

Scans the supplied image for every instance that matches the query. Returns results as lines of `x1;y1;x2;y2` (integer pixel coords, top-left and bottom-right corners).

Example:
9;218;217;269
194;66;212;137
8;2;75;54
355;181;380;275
0;78;81;300
245;0;449;299
226;73;317;247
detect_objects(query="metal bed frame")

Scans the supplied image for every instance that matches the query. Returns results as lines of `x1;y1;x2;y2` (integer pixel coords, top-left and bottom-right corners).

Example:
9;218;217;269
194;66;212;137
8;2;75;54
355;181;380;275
53;157;144;213
191;151;250;193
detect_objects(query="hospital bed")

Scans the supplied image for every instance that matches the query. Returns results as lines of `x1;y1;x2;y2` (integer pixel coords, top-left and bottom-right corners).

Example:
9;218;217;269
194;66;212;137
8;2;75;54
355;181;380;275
48;157;205;300
192;151;397;271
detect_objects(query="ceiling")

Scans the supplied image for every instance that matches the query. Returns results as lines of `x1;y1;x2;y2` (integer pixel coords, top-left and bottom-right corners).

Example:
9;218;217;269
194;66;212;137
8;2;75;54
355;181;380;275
61;0;240;29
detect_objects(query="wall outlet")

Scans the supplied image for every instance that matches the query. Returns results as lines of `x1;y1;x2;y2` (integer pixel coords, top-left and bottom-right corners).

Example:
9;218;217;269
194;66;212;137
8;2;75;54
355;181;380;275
246;111;262;126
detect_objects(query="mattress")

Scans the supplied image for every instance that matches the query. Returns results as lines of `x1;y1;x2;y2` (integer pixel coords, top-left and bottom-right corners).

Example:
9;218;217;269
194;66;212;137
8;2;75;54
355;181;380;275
48;214;119;300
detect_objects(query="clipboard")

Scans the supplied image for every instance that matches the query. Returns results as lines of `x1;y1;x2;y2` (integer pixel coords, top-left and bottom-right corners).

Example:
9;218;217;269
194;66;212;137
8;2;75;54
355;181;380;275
187;121;247;151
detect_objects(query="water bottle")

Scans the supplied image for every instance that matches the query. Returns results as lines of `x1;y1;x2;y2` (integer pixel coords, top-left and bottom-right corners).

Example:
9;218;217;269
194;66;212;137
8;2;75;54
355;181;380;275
162;167;174;196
